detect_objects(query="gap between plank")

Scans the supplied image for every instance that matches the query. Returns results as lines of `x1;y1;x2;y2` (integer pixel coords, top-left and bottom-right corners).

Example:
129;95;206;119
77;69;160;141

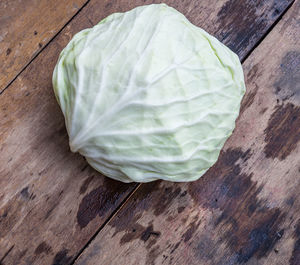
69;183;142;265
0;245;14;265
0;0;92;96
69;1;296;264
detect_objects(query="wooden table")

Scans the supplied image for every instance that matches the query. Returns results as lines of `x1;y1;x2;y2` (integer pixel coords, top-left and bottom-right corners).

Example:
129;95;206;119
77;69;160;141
1;1;299;264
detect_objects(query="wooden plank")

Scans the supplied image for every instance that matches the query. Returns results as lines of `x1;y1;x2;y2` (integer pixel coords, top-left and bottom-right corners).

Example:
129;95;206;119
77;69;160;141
0;0;294;264
0;0;89;92
0;5;137;265
74;1;300;265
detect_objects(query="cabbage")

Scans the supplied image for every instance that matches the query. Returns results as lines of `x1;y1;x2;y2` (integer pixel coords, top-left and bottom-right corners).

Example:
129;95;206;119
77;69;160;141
52;4;246;183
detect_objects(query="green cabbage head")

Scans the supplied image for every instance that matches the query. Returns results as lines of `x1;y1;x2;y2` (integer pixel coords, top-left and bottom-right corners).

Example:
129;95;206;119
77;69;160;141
52;4;246;183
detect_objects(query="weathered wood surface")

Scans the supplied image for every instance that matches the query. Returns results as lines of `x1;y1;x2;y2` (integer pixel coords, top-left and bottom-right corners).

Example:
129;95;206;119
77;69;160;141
0;0;89;92
0;0;295;264
74;1;300;265
0;4;138;265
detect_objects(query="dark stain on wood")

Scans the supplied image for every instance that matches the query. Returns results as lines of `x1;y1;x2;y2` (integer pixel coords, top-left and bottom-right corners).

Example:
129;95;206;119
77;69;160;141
105;2;112;9
216;0;287;57
44;200;60;220
141;224;161;242
6;48;11;56
195;234;215;261
272;6;281;17
286;196;295;207
119;221;161;246
241;84;258;113
264;103;300;160
109;181;183;247
152;186;181;216
240;65;261;113
146;245;160;265
274;51;300;102
79;175;94;194
237;222;284;263
188;148;286;263
170;241;181;254
34;241;52;255
20;186;30;200
109;182;158;237
29;192;36;200
247;64;258;80
52;248;73;265
260;107;268;115
177;206;185;214
76;179;131;229
147;238;159;250
111;184;159;245
80;164;88;172
182;219;200;243
290;220;300;265
119;221;145;245
180;190;187;197
162;254;168;261
246;64;259;83
0;198;23;238
1;210;8;218
188;148;251;210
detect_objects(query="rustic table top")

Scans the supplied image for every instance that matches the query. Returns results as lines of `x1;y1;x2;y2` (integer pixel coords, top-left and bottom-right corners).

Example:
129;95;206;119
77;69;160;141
0;0;299;265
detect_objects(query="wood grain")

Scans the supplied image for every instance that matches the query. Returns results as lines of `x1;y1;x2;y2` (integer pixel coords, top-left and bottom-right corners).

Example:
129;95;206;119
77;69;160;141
0;0;89;92
74;1;300;265
0;5;137;265
0;0;295;264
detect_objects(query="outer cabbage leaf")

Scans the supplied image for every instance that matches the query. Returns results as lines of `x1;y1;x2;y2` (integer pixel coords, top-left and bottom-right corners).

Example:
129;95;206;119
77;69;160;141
52;4;246;183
